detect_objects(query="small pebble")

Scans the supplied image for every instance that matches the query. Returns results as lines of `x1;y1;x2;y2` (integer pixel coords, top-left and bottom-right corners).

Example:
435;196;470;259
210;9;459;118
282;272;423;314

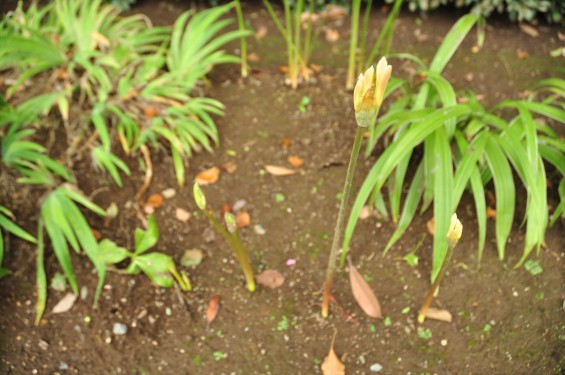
232;199;246;211
254;224;266;235
59;362;69;370
441;339;448;346
162;188;176;199
80;286;88;301
113;323;128;335
165;307;172;316
370;363;383;372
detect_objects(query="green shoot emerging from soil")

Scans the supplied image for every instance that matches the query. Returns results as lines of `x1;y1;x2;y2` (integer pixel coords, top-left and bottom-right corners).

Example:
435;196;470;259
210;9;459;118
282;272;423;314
322;58;392;317
193;182;256;292
417;214;462;323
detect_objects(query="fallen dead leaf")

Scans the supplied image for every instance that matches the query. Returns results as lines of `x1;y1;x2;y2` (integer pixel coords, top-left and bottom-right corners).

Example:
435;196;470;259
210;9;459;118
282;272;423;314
52;293;77;314
236;211;251;228
256;270;285;289
206;295;221;325
221;203;232;215
426;218;435;236
247;52;261;62
175;208;191;222
145;193;164;208
196;166;221;185
255;25;268;39
222;161;237;174
519;23;539;38
349;258;382;319
486;207;497;219
287;155;304;167
516;48;529;59
281;137;292;150
325;28;340;42
425;307;453;323
265;165;297;176
143;106;158;119
321;331;345;375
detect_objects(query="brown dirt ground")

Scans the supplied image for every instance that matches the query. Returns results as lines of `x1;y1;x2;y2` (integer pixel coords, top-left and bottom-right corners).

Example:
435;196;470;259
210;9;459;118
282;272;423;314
1;1;564;374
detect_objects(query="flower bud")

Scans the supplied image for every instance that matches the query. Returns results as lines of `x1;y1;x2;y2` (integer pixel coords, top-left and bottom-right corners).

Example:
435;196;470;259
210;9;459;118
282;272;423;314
353;57;392;128
447;214;463;248
193;182;207;210
224;212;237;233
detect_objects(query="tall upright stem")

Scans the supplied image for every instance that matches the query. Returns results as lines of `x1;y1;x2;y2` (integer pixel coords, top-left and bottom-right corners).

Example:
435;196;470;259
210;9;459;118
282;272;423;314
322;126;365;317
234;0;248;77
346;0;361;90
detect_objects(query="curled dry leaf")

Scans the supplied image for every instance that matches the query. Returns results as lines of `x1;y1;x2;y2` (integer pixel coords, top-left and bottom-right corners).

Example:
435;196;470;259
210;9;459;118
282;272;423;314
145;193;164;208
175;208;191;222
265;165;297;176
321;331;345;375
287;155;304;167
256;270;285;289
196;167;221;185
206;295;221;324
236;211;251;228
519;23;539;38
52;293;77;314
222;161;237;174
349;259;382;319
425;307;453;323
486;207;497;219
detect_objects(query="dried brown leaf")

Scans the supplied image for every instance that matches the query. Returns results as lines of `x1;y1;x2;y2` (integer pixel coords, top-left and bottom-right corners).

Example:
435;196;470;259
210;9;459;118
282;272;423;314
516;48;529;59
256;270;285;289
247;52;261;62
281;137;292;150
206;295;221;324
143;106;158;119
325;28;340;42
426;218;435;236
349;259;382;319
145;193;164;208
222;161;237;174
321;332;345;375
425;307;453;323
236;211;251;228
265;165;297;176
287;155;304;167
486;207;496;219
519;23;539;38
196;167;220;185
52;293;77;314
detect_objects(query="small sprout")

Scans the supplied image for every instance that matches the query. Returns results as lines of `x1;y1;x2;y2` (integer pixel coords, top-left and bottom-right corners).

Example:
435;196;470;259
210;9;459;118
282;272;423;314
524;259;543;275
298;96;311;112
404;253;418;267
275;193;285;202
417;327;432;340
383;316;392;327
483;323;492;333
401;306;410;314
369;324;377;333
224;212;237;233
193;182;206;210
212;351;227;361
277;316;289;331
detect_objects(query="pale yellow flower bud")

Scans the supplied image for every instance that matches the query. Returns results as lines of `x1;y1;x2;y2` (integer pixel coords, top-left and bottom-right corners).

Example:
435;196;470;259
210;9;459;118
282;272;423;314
353;57;392;128
447;214;463;248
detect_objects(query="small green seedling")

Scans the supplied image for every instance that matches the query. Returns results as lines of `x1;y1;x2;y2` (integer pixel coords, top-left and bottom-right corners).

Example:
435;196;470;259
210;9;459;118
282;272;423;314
298;96;311;113
97;214;191;291
193;183;256;292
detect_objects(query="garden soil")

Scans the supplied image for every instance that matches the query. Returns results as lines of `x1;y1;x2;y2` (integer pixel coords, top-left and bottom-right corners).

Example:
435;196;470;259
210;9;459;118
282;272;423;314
0;1;564;374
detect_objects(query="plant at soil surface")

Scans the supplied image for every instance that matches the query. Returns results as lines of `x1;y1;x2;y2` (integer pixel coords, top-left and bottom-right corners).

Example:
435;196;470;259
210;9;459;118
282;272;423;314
418;214;462;323
97;214;191;291
342;14;565;281
193;183;256;292
234;0;250;78
346;0;402;90
321;58;392;317
0;206;37;278
263;0;317;88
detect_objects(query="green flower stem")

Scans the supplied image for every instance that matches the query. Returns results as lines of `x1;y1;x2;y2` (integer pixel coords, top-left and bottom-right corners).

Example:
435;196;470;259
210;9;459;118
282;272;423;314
202;209;255;292
322;125;365;317
35;220;46;326
230;231;256;292
417;242;455;323
234;0;248;78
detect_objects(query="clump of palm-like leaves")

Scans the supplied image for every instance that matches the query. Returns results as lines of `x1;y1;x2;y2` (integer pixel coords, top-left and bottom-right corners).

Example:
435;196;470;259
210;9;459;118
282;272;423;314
342;14;565;282
0;0;247;323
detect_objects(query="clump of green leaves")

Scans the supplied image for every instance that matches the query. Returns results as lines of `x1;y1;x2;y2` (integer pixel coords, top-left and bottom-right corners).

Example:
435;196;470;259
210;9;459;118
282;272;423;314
0;205;36;278
97;214;191;290
193;183;255;291
343;14;564;281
